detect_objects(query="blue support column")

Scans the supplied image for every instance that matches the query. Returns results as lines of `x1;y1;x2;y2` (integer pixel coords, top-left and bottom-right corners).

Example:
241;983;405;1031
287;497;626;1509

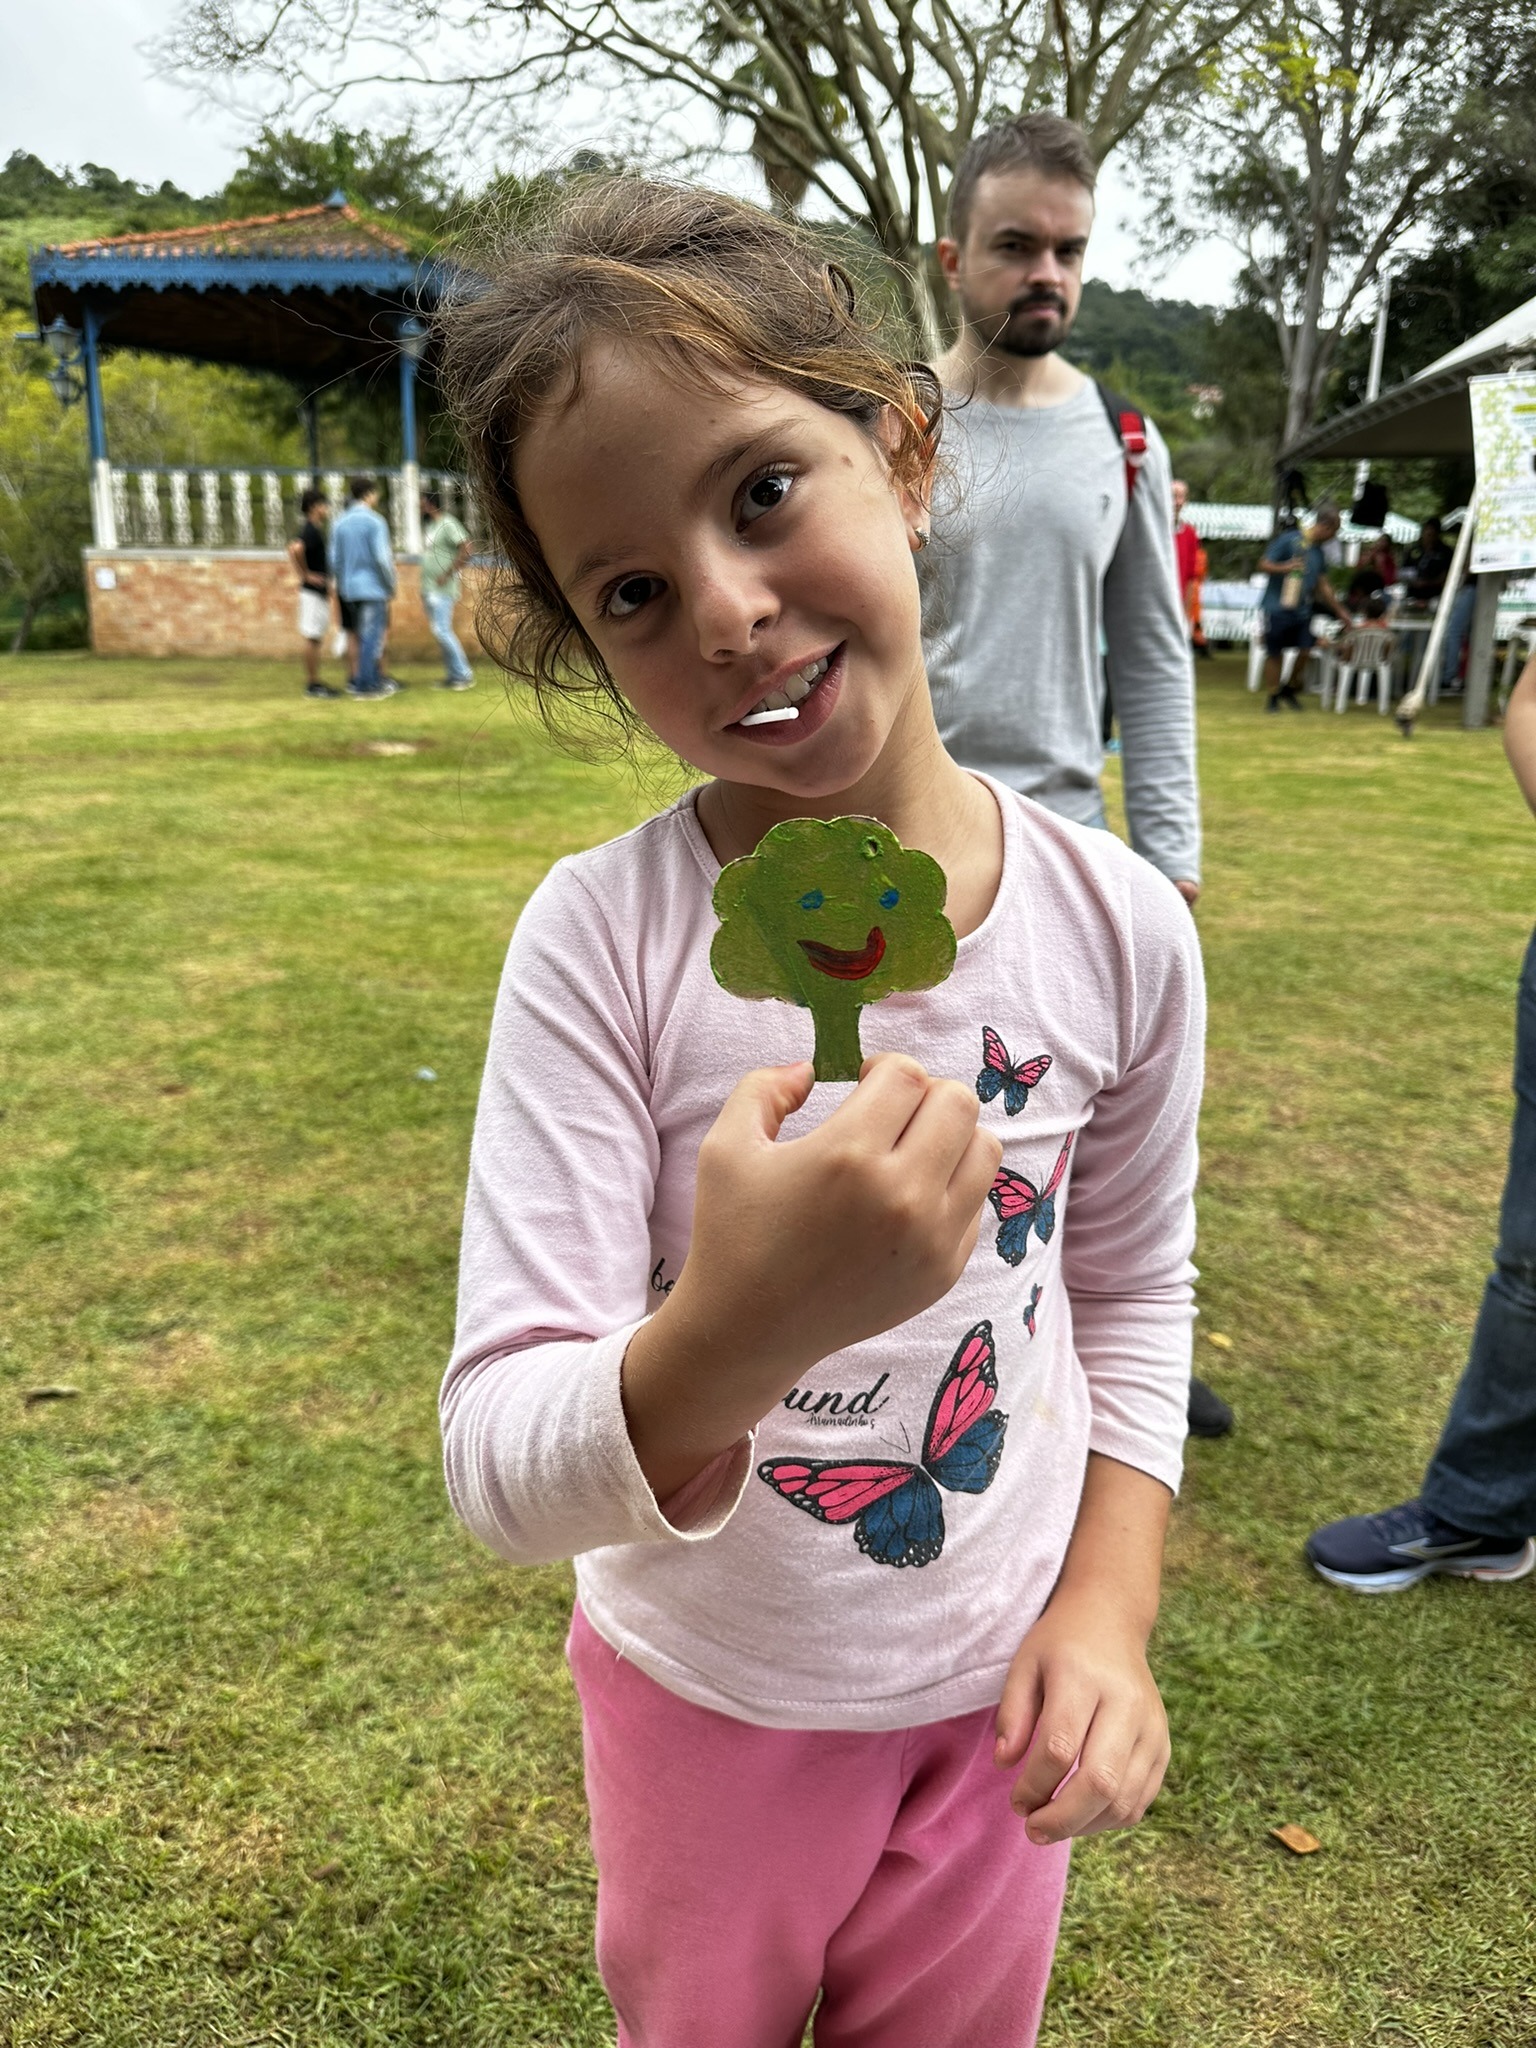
82;305;108;463
399;346;418;468
398;344;422;555
81;303;116;549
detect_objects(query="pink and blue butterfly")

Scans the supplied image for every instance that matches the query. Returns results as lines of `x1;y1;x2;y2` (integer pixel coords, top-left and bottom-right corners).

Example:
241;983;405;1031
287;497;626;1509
757;1323;1005;1569
988;1132;1074;1265
976;1027;1052;1116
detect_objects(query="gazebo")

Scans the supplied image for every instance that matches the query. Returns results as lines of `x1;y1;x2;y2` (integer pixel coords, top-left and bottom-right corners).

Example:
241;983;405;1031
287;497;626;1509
27;197;474;658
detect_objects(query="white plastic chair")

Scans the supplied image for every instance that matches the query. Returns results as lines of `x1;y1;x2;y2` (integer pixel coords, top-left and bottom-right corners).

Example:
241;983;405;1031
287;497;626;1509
1330;625;1396;714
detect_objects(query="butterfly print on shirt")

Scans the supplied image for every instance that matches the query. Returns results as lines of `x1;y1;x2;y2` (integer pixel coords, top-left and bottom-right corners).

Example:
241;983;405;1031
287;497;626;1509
757;1322;1006;1569
988;1133;1075;1266
1023;1283;1043;1338
975;1027;1052;1116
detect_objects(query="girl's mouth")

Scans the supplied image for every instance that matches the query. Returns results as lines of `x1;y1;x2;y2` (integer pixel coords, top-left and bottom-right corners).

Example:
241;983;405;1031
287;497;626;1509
798;926;886;980
731;645;845;746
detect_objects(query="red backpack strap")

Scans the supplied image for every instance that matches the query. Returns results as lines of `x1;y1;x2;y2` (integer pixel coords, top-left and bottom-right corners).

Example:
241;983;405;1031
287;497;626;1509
1094;380;1148;500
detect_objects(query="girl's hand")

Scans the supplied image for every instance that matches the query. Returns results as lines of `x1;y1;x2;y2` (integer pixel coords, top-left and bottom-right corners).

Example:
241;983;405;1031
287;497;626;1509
622;1053;1001;1501
993;1452;1174;1844
993;1594;1170;1844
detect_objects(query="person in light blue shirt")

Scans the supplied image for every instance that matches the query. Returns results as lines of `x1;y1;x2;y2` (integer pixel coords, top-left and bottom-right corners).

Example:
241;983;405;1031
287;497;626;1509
330;476;397;697
1255;506;1352;711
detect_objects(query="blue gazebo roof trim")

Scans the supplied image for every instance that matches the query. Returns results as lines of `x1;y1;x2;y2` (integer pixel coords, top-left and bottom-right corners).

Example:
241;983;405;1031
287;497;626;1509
27;248;430;297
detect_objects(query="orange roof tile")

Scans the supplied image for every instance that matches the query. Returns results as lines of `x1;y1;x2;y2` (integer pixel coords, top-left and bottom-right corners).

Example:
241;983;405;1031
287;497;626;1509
46;202;410;261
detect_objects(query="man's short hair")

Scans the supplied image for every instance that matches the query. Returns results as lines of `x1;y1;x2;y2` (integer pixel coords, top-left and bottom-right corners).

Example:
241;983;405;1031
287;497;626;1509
421;488;442;511
947;114;1098;248
349;474;377;500
300;486;328;514
1313;502;1341;531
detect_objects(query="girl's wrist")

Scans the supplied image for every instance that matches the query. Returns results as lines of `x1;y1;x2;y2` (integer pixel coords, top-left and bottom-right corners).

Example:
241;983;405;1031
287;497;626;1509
621;1278;816;1501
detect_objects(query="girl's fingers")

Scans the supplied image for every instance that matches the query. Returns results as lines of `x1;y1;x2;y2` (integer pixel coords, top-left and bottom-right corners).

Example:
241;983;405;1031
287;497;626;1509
993;1655;1044;1770
892;1073;981;1179
1020;1708;1154;1844
1006;1684;1094;1821
1063;1737;1167;1838
837;1052;934;1146
710;1063;815;1149
949;1120;1004;1214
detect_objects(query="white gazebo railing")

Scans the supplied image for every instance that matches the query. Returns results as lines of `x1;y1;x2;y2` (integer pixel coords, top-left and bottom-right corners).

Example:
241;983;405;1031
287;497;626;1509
96;466;485;555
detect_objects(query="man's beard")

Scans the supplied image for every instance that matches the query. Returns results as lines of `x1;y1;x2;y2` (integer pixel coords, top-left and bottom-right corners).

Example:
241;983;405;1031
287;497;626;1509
971;294;1073;358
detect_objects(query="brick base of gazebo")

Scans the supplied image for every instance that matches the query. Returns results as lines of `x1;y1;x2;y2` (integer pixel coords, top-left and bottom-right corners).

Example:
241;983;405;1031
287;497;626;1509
84;551;489;662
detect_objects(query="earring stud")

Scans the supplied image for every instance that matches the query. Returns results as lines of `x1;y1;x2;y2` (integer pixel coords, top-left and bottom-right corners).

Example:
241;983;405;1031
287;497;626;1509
913;526;930;551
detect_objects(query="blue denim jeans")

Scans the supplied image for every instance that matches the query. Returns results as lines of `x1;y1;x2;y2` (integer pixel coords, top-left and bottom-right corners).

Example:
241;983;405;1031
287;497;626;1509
354;599;388;689
1437;584;1477;690
424;587;472;682
1421;927;1536;1537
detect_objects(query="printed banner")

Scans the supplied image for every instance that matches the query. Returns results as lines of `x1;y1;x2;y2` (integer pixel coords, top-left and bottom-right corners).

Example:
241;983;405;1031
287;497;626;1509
1470;373;1536;574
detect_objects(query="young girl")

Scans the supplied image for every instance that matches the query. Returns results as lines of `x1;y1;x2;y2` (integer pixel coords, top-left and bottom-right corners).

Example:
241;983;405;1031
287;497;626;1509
439;180;1203;2048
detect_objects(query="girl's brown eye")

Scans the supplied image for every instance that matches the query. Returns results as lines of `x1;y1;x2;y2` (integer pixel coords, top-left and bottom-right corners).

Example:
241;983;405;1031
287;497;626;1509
740;471;793;525
606;574;664;619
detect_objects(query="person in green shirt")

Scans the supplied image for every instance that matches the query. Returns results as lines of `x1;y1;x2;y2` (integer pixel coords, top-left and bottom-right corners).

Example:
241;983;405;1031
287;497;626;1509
419;489;475;689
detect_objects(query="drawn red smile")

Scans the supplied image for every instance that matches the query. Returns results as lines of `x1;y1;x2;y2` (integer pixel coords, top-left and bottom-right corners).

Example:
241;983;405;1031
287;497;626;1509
798;926;887;981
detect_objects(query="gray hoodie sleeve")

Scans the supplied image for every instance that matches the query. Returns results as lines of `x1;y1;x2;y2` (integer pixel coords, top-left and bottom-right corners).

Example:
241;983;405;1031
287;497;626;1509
1101;422;1201;886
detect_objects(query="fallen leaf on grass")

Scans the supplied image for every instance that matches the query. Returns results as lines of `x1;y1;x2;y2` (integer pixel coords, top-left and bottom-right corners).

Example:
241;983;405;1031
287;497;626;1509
307;1860;345;1882
1204;1331;1234;1350
1270;1824;1322;1855
24;1386;81;1406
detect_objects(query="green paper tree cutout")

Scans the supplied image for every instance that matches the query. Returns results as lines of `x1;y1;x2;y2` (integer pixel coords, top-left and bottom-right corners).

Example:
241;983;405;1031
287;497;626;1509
711;816;958;1081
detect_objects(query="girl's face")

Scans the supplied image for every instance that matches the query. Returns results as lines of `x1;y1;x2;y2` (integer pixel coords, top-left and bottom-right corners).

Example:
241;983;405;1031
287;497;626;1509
515;344;930;803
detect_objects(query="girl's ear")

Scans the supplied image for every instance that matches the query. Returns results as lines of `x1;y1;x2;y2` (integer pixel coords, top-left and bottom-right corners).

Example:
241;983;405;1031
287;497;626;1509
875;401;935;546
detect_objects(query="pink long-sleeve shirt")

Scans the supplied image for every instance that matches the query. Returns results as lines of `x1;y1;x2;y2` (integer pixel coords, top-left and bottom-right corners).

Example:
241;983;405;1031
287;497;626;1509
443;776;1204;1732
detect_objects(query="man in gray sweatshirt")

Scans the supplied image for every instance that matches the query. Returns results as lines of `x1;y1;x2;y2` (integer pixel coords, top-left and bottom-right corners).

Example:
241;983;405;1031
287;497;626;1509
919;113;1201;905
921;114;1224;1433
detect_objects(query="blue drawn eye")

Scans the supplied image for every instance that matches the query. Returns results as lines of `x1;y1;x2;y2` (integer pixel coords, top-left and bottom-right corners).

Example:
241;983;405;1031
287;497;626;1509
880;887;900;908
799;889;825;910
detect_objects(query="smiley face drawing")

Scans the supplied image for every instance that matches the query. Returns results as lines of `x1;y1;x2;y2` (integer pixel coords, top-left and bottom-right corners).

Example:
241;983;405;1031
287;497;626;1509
711;816;958;1080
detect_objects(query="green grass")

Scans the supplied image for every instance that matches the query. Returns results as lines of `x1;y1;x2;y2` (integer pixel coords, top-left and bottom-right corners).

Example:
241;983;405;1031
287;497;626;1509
2;651;1533;2047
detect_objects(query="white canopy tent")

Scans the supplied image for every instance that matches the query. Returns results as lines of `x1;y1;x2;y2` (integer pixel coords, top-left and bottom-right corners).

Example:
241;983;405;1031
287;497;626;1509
1283;294;1536;466
1280;293;1536;725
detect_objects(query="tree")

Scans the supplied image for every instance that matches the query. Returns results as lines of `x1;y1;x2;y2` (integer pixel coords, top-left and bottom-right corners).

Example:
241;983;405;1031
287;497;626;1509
165;0;1263;346
711;816;955;1081
221;126;463;230
1146;0;1536;452
1331;108;1536;408
0;351;90;652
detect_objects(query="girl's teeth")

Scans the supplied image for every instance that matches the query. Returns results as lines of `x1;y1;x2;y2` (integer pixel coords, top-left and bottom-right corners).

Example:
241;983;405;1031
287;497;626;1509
739;655;831;723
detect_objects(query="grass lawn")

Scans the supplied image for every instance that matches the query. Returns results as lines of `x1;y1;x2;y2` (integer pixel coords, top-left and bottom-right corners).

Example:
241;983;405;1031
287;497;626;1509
3;649;1534;2048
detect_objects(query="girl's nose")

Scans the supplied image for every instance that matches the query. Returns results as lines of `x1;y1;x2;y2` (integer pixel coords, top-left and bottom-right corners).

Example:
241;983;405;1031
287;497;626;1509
689;553;778;662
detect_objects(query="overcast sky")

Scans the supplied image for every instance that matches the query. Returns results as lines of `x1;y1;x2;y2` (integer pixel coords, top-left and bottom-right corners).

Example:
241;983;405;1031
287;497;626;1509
4;0;1241;306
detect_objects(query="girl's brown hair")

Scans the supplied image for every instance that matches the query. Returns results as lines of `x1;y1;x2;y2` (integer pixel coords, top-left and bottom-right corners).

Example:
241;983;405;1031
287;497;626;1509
436;175;942;741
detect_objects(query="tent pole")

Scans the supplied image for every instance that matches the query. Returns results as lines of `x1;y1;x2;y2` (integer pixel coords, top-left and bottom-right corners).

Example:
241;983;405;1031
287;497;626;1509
1464;572;1510;729
1396;489;1478;736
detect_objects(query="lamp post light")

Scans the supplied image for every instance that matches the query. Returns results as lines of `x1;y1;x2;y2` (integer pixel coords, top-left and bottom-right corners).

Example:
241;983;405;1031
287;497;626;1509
40;317;85;407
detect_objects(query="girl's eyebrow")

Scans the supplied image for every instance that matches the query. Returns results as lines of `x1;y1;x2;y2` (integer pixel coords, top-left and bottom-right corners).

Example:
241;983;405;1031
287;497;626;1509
692;422;800;504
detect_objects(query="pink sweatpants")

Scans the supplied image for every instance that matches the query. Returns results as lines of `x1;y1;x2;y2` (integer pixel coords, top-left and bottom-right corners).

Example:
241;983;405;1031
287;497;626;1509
568;1604;1071;2048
